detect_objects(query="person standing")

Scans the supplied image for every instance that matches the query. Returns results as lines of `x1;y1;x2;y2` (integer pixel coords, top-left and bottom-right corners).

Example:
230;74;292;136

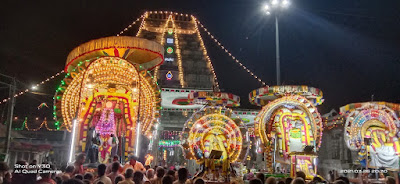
73;153;86;175
151;167;165;184
106;156;122;174
118;168;134;184
0;162;10;184
37;168;56;184
122;156;145;173
173;168;189;184
162;176;174;184
147;169;155;179
133;171;144;184
108;162;124;184
94;164;112;184
86;127;95;163
110;134;119;157
60;165;75;181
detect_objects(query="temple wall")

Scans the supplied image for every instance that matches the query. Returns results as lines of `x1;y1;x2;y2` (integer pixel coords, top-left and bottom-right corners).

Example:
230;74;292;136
318;116;356;179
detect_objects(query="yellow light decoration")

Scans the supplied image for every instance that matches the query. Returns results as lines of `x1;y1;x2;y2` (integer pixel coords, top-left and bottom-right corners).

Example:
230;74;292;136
343;103;400;157
170;16;185;88
254;95;323;172
55;37;162;158
24;118;58;131
192;16;220;91
64;37;164;73
249;85;324;106
180;106;249;166
0;70;64;105
195;19;266;86
135;12;148;37
61;58;160;156
152;15;173;83
123;12;219;90
117;14;145;36
323;116;344;130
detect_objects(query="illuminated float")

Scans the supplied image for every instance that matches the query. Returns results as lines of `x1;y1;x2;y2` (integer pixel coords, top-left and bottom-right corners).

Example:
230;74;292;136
188;91;240;107
180;92;248;180
341;102;400;170
53;36;163;163
251;85;323;179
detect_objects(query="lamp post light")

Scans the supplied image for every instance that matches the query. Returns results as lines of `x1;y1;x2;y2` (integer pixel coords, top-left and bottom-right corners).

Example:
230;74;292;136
263;0;290;85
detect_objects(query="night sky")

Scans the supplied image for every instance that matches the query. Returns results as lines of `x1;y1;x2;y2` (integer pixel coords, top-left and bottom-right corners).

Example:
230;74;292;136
1;0;400;118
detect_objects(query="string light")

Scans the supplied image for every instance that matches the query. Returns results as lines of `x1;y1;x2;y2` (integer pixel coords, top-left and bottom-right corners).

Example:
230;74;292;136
23;117;58;131
323;116;344;130
13;117;26;130
139;13;186;87
192;16;220;91
159;130;181;139
126;12;219;89
135;12;148;37
195;20;266;86
116;13;145;36
151;13;172;83
170;16;185;88
0;70;64;105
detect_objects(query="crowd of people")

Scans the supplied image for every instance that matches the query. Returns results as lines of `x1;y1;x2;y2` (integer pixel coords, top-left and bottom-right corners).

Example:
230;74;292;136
0;153;398;184
244;171;397;184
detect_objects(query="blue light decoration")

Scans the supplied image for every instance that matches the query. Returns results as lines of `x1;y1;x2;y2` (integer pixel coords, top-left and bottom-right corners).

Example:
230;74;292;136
166;71;173;80
167;38;174;44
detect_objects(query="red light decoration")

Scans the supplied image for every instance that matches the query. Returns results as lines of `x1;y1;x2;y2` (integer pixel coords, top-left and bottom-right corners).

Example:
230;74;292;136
166;47;174;54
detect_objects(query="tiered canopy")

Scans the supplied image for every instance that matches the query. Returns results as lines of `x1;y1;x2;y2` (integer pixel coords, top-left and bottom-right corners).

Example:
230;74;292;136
249;85;324;106
54;36;163;136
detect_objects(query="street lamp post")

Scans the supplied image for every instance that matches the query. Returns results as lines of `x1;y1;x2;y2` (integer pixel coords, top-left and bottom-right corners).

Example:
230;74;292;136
0;74;16;158
275;14;281;86
263;0;289;85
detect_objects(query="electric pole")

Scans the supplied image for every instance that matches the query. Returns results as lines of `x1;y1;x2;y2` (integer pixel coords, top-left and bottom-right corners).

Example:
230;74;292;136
1;74;16;158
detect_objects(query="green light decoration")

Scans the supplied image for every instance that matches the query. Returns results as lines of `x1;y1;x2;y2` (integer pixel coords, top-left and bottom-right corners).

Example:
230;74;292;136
168;28;173;35
289;129;301;139
12;117;61;131
240;118;250;123
159;140;180;147
166;47;174;54
13;117;27;130
114;108;122;114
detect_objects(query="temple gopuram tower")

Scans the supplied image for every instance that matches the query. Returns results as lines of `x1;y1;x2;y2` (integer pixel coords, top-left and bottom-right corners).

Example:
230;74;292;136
137;11;217;89
131;11;219;164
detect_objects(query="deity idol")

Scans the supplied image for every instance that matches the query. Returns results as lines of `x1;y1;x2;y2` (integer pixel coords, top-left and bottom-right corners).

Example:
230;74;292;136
95;101;119;163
